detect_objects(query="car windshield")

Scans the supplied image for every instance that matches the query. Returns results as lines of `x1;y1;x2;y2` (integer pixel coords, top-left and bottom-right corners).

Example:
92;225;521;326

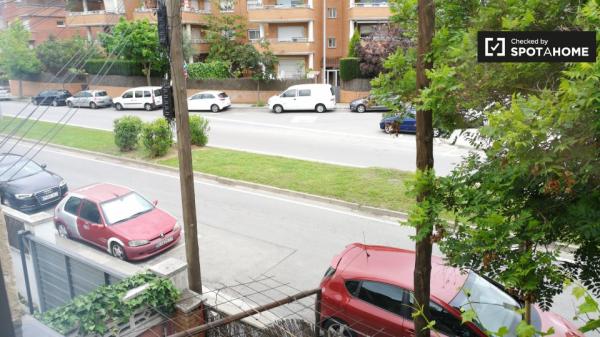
100;192;154;225
0;159;43;181
450;272;523;336
96;91;108;96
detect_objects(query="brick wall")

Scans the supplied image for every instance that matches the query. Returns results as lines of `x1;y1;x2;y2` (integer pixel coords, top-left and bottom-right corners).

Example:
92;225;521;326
8;79;86;97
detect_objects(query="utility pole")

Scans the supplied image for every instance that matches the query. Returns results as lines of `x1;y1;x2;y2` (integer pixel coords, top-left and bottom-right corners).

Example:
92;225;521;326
165;0;202;294
414;0;434;336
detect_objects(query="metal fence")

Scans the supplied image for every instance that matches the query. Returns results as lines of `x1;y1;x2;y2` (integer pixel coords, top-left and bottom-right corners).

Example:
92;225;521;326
20;232;126;312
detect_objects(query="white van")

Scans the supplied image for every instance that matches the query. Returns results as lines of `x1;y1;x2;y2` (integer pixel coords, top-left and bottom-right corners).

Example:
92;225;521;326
268;84;336;113
113;86;163;111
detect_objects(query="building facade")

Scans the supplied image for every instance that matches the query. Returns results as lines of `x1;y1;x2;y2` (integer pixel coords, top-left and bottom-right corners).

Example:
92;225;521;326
63;0;392;82
0;0;88;47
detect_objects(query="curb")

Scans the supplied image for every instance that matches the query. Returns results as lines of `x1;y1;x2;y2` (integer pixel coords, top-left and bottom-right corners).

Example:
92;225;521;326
19;139;408;220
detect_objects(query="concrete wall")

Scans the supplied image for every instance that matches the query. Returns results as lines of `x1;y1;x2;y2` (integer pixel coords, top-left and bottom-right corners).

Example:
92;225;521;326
341;78;372;91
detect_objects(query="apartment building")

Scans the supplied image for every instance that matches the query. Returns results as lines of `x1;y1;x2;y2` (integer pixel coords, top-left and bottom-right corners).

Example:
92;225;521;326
62;0;391;83
0;0;88;46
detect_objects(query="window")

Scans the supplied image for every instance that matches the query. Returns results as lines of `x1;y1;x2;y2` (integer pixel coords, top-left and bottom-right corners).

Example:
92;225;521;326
204;94;215;99
298;89;311;97
327;7;337;18
328;37;336;48
281;89;297;98
220;0;234;11
100;192;154;225
218;92;228;98
95;91;108;97
22;19;30;31
80;200;102;224
143;91;151;97
122;91;133;99
248;29;261;41
56;20;65;27
134;91;143;98
153;88;162;96
357;281;405;316
345;280;359;295
84;92;93;97
191;94;201;100
408;294;477;337
64;197;81;215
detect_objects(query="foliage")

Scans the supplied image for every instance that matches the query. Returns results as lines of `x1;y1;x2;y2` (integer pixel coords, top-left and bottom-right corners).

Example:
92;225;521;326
141;118;173;157
354;26;408;78
36;36;99;75
187;61;231;79
0;20;42;80
189;115;210;146
572;284;600;333
83;59;148;76
347;30;360;57
113;116;143;152
38;273;179;335
339;57;361;81
99;18;167;85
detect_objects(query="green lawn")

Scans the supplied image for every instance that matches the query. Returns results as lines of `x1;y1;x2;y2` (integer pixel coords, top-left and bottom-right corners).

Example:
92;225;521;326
0;117;415;212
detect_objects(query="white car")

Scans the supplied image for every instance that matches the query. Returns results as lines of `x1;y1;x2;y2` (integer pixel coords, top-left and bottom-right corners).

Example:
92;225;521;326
113;86;163;111
0;87;12;100
187;91;231;113
268;84;336;113
66;90;113;108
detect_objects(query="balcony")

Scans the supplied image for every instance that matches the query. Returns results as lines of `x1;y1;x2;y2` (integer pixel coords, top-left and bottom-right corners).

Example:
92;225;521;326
181;7;211;24
66;10;123;27
348;0;390;19
133;8;156;22
255;38;314;55
191;39;210;54
247;1;314;22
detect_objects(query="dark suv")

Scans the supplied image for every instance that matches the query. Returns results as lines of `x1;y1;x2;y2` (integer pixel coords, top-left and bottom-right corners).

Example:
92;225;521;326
32;90;72;106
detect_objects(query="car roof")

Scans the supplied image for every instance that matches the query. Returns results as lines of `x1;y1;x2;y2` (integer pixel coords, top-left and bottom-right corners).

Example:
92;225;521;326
337;243;468;304
288;84;331;89
71;183;132;203
193;90;223;95
127;86;161;90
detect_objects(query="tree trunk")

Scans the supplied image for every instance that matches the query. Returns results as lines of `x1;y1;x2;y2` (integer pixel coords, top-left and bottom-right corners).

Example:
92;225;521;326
145;65;152;87
414;1;435;337
18;80;22;98
256;80;261;105
524;299;532;324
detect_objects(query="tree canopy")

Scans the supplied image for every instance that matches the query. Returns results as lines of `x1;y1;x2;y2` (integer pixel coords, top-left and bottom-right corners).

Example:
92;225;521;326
0;20;41;80
36;36;100;75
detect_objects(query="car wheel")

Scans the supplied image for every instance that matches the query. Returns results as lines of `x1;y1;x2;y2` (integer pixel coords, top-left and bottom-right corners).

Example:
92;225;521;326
356;105;366;113
89;102;97;109
52;100;59;107
110;242;127;260
273;105;283;114
324;319;356;337
144;103;153;111
67;101;73;108
57;224;69;239
210;104;220;113
384;123;394;134
115;103;123;111
315;104;326;113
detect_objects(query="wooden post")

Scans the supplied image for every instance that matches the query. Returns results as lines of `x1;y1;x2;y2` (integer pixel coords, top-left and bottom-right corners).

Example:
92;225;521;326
166;0;203;294
414;0;435;337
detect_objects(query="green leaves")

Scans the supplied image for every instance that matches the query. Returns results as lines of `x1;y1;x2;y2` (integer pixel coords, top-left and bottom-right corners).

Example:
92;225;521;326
0;19;42;80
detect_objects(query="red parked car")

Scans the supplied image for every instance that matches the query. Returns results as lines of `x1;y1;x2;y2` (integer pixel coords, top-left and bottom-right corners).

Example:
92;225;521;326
319;243;582;337
53;183;181;261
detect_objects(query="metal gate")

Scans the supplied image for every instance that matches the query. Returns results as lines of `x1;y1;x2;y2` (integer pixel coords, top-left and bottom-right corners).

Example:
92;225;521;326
20;232;126;312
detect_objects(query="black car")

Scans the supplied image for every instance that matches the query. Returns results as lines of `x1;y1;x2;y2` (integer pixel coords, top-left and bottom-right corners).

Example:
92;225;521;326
32;90;72;106
350;95;391;113
0;154;68;212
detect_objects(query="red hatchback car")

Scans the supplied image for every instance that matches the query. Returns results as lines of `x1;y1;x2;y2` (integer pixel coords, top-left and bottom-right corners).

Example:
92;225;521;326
53;183;181;261
320;243;582;337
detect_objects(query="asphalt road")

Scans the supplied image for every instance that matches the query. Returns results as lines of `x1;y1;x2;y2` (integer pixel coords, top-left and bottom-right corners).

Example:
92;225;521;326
0;100;472;175
9;141;589;333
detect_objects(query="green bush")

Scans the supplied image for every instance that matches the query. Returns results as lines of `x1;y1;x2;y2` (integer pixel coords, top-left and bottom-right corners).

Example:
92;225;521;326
141;118;173;157
113;116;143;152
189;115;210;146
340;57;361;81
84;59;148;76
187;61;231;79
348;30;360;57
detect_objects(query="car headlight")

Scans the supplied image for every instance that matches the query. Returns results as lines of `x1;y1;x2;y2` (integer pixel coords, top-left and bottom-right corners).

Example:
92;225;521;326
173;222;181;231
14;193;33;200
59;180;67;187
128;240;149;247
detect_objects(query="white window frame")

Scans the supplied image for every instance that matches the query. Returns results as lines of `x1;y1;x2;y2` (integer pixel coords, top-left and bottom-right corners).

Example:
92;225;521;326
327;7;337;18
56;20;65;27
248;29;261;41
219;0;234;12
327;37;336;48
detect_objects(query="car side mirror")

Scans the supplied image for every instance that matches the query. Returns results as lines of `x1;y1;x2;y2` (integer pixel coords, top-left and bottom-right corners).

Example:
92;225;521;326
41;164;47;169
153;200;158;206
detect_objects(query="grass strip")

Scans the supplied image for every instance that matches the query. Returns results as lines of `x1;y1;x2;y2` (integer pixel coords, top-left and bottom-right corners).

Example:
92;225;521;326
0;117;415;212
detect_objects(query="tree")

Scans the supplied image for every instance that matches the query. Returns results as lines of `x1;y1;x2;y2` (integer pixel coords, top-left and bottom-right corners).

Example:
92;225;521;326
0;20;42;96
354;25;408;78
99;18;167;86
36;36;99;75
347;30;360;57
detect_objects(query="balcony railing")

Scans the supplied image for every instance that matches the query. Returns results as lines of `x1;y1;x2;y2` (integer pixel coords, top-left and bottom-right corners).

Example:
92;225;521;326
67;9;124;16
351;1;388;7
260;37;309;43
247;2;310;9
191;38;207;43
182;6;211;13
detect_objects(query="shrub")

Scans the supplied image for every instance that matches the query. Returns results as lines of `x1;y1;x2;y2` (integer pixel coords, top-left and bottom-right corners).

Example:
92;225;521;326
348;30;360;57
113;116;143;152
340;57;361;81
141;118;173;157
189;115;210;146
84;59;164;76
187;61;231;79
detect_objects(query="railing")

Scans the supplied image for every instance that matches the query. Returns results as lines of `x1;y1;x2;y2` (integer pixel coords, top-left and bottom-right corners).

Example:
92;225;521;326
247;2;310;9
269;37;310;43
351;1;388;7
182;6;211;13
67;9;124;16
190;38;207;44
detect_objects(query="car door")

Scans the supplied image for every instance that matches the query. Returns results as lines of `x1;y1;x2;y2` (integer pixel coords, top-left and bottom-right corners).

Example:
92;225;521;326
297;89;313;110
60;196;83;239
343;280;407;336
133;90;144;109
403;294;479;337
120;91;134;108
280;89;297;110
400;114;416;133
203;93;216;110
188;93;202;110
77;199;108;247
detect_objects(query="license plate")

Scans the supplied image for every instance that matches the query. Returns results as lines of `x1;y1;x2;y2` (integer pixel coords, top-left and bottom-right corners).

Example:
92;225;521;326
155;236;173;248
41;192;59;201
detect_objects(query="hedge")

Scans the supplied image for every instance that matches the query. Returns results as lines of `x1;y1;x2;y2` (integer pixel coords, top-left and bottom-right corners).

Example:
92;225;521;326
187;61;231;79
84;59;144;76
340;57;361;81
